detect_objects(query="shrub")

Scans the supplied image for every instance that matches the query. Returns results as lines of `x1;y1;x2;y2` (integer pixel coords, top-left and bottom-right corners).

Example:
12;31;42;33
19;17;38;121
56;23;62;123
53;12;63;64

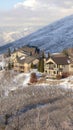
4;114;10;125
56;75;62;79
30;73;37;83
62;72;69;78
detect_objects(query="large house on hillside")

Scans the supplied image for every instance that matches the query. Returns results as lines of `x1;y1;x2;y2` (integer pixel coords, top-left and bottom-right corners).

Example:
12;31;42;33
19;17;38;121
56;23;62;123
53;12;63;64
10;46;40;72
13;55;39;72
11;45;40;62
44;53;73;77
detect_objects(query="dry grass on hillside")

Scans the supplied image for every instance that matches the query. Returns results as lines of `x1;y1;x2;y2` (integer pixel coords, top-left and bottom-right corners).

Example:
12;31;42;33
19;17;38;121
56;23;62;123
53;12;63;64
0;84;73;130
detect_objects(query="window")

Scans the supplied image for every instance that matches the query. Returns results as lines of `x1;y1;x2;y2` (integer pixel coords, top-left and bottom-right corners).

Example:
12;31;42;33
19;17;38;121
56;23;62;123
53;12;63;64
20;66;24;69
59;68;63;71
45;70;47;73
53;71;56;74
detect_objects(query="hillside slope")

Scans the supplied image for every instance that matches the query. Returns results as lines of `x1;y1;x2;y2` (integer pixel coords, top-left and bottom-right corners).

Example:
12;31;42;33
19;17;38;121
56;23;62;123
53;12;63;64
0;15;73;54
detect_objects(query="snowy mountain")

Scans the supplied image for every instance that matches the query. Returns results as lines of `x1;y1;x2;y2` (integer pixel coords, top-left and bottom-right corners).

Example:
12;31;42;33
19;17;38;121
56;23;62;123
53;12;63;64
0;26;36;47
0;31;24;46
0;15;73;54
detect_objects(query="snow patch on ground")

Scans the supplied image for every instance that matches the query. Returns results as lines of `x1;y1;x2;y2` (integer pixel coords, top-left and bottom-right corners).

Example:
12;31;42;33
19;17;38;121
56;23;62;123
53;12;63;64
0;70;73;98
59;76;73;91
0;71;31;97
23;73;31;86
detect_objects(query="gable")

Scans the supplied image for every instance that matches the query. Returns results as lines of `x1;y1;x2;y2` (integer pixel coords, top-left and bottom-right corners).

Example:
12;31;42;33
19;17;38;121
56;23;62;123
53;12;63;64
46;58;56;65
46;55;70;65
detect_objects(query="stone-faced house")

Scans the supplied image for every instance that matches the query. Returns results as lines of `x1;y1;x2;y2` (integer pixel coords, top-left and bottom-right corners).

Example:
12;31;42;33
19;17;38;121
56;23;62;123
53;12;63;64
44;53;73;77
10;46;40;73
13;55;39;73
10;50;27;63
11;45;40;63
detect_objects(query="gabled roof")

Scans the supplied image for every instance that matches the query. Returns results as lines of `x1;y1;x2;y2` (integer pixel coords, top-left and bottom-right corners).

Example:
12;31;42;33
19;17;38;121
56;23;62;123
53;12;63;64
16;55;39;64
12;45;40;56
47;54;70;65
20;45;40;55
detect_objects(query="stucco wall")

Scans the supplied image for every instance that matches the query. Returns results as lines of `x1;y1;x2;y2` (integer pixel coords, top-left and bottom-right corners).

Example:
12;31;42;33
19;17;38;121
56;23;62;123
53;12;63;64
69;64;73;74
63;65;69;73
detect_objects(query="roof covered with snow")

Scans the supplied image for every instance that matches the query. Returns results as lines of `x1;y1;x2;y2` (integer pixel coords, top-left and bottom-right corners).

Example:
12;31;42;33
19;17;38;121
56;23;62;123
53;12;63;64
16;55;39;64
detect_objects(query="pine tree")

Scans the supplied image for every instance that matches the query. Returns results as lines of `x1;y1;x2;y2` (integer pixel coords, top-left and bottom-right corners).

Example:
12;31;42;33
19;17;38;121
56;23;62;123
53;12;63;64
62;49;69;57
8;62;11;70
31;62;34;69
48;52;50;58
13;47;16;52
38;58;44;73
4;114;10;125
38;58;41;72
40;58;44;72
7;48;11;57
38;50;45;73
41;50;45;58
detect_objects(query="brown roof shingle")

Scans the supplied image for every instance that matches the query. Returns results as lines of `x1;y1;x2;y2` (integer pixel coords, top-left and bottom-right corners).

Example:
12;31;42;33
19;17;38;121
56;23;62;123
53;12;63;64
47;54;70;65
52;56;70;65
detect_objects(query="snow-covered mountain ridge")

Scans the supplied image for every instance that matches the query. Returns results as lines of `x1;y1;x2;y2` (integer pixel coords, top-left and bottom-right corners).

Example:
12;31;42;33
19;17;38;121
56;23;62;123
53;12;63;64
0;26;36;47
0;15;73;54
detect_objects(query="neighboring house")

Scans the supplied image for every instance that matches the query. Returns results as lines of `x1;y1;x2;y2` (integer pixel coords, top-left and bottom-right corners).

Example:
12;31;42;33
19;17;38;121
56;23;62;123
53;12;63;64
13;55;39;73
68;58;73;74
21;45;40;56
44;53;73;77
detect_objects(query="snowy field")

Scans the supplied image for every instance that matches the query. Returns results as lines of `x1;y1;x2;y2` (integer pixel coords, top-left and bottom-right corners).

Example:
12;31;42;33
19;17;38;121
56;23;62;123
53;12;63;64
0;70;30;97
0;70;73;98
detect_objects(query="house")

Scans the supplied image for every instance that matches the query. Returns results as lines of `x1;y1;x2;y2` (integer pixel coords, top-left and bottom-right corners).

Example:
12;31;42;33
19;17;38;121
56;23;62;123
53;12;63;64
10;49;28;63
21;45;40;56
44;53;73;77
11;45;40;63
10;45;40;72
13;55;39;73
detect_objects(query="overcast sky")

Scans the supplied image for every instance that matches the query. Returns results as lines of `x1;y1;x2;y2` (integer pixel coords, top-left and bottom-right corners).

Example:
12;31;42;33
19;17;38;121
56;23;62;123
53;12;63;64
0;0;73;28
